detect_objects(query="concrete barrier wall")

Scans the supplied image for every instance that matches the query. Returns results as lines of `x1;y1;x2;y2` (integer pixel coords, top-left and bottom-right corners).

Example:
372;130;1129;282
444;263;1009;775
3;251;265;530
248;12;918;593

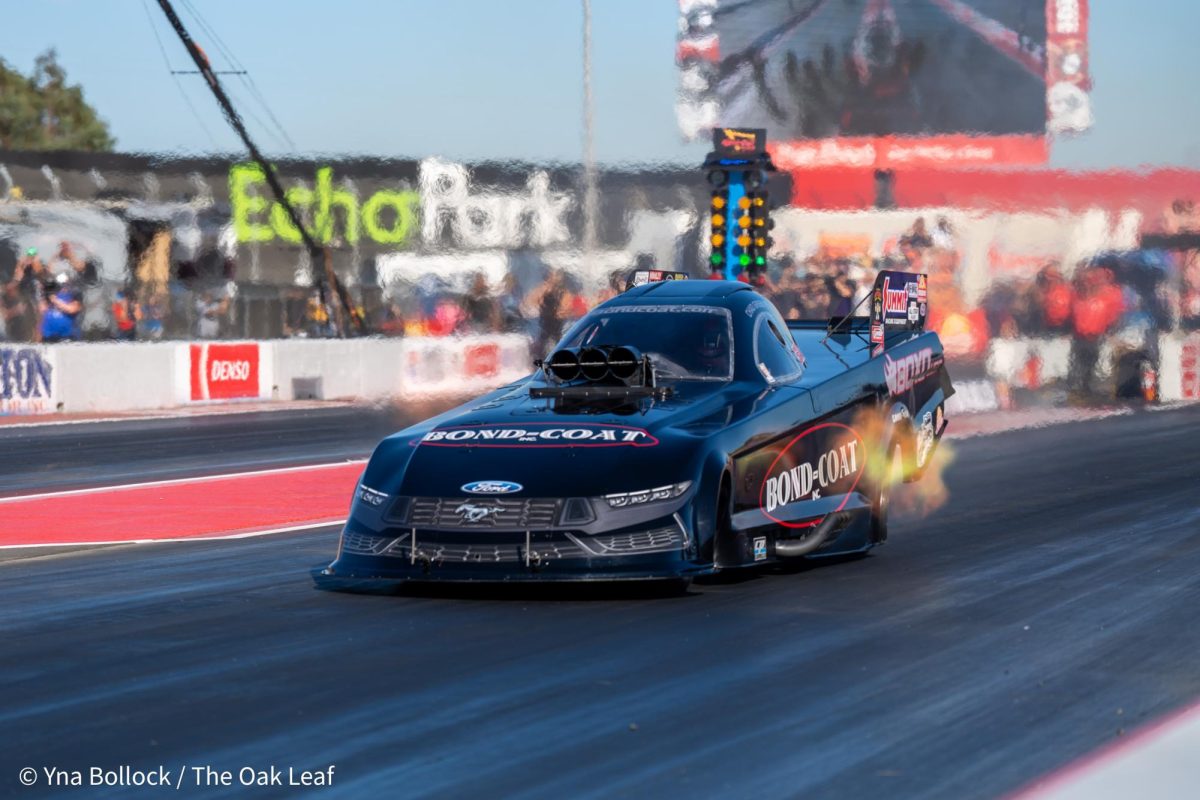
55;342;178;413
270;339;407;401
985;332;1200;402
6;332;1196;416
1;335;533;416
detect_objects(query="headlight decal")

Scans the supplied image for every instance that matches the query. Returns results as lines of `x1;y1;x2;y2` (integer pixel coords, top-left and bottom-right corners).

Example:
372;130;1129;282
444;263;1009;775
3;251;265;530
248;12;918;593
604;481;692;508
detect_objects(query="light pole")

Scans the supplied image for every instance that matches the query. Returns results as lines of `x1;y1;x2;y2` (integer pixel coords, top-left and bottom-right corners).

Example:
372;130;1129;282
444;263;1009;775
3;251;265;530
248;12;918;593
581;0;599;260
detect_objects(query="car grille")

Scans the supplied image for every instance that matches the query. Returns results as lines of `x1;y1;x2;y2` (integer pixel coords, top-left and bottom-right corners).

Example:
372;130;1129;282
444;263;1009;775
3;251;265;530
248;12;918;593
345;531;586;563
392;497;562;530
341;524;688;562
388;536;589;564
341;531;391;555
585;526;685;554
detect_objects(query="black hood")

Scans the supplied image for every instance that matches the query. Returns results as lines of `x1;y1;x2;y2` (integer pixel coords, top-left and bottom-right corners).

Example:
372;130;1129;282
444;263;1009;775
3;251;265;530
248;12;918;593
361;378;750;498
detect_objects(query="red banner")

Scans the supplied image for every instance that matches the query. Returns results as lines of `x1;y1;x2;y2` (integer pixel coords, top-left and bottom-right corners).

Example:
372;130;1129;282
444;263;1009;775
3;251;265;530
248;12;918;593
190;343;261;401
772;135;1048;171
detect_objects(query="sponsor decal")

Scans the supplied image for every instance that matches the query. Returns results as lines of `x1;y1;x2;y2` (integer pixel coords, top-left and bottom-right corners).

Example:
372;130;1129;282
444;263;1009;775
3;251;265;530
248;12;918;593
0;347;56;414
753;536;767;561
883;347;936;396
916;411;935;468
629;269;688;289
882;276;909;319
716;127;762;154
190;343;261;401
759;423;866;528
357;485;388;507
917;274;928;303
415;423;659;448
455;502;502;523
461;480;523;495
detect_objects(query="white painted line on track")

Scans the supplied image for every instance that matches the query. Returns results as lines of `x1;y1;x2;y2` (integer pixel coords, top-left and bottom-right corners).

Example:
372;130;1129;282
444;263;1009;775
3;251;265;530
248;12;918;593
0;400;357;430
947;408;1134;440
0;460;367;504
0;518;346;551
1015;700;1200;800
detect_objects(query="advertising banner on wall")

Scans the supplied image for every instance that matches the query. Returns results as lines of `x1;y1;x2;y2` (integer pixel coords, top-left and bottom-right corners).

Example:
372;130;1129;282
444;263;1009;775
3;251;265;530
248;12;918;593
397;334;531;399
0;346;57;415
184;342;271;402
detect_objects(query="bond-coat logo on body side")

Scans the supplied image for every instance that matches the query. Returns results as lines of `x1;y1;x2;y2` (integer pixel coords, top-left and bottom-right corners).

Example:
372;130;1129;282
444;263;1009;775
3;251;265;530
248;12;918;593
461;481;523;495
414;423;659;448
455;503;503;523
759;423;866;529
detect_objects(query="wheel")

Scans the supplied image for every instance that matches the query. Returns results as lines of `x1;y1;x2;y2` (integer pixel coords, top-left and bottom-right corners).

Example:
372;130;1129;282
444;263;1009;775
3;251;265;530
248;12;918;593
871;441;903;543
710;475;735;567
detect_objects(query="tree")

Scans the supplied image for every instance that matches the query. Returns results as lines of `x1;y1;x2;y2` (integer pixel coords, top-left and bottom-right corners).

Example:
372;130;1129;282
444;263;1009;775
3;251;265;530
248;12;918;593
0;49;114;151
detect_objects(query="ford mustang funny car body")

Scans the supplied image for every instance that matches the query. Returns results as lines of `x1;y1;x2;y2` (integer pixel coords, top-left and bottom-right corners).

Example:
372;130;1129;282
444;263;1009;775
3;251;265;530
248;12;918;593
315;269;952;587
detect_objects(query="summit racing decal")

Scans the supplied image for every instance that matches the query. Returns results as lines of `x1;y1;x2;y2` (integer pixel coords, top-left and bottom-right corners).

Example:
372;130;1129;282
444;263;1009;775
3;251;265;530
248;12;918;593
882;275;909;319
759;423;866;529
414;423;659;448
883;347;938;396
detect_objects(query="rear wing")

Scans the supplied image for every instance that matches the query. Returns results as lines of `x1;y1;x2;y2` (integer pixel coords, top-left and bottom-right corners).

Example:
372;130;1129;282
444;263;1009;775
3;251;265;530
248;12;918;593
785;270;928;353
869;270;928;352
624;269;689;292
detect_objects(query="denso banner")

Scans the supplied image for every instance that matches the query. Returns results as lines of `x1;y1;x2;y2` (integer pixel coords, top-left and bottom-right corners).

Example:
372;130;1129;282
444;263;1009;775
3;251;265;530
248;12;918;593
0;346;57;415
187;342;268;402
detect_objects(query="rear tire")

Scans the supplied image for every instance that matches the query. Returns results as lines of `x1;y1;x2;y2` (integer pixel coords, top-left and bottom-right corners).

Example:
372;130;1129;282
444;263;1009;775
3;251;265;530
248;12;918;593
871;442;903;543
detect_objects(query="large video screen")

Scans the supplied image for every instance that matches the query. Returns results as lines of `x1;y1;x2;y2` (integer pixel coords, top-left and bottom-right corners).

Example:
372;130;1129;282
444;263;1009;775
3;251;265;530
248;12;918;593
678;0;1051;141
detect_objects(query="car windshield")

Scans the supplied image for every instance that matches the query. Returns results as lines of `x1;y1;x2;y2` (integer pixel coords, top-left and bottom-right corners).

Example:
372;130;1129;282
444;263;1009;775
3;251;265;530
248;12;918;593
554;304;733;381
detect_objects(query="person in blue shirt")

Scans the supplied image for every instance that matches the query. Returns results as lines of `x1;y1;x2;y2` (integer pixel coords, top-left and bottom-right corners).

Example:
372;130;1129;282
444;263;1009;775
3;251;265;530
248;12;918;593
40;273;83;343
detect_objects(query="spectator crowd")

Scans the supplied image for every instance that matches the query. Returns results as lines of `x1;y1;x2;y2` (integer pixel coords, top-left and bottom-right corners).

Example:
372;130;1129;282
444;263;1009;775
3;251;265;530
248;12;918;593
4;206;1199;398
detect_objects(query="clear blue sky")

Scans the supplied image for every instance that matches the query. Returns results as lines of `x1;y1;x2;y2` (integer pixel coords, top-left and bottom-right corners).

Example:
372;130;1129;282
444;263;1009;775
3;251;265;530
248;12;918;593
1;0;1198;170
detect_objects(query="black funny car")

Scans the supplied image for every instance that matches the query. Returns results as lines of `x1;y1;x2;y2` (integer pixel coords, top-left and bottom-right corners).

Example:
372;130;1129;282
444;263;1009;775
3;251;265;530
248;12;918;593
315;269;952;587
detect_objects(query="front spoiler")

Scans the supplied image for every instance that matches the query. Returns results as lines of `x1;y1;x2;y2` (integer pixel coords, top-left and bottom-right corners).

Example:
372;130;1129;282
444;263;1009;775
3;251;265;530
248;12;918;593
312;549;710;589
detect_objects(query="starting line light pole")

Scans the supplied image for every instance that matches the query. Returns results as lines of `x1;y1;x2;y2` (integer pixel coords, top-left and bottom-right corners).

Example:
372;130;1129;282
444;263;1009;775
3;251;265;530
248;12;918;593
704;128;777;283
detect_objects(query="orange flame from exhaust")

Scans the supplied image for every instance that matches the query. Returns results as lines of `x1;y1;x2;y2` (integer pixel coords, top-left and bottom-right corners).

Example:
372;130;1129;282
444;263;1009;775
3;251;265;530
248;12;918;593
852;405;956;523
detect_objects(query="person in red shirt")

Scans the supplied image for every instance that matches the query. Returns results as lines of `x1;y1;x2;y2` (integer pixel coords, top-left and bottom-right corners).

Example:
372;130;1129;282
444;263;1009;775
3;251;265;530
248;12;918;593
112;289;141;341
1036;263;1074;334
1068;267;1125;399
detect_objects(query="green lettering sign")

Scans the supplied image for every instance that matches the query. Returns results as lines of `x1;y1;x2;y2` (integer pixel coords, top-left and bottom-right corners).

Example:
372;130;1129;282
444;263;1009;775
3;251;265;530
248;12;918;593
227;164;420;247
229;164;274;244
362;190;419;245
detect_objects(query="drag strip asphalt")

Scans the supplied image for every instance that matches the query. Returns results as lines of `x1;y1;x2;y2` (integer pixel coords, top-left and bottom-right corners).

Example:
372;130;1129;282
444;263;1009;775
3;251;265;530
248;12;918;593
0;405;403;496
2;404;1199;798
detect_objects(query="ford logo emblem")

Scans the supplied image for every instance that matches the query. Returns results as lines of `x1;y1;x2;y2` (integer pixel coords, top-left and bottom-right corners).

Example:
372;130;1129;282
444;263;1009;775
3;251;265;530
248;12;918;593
461;480;523;495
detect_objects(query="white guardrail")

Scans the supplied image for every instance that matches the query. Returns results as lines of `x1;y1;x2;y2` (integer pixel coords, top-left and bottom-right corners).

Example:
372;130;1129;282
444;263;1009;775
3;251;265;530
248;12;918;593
0;334;532;415
986;332;1200;402
2;332;1196;417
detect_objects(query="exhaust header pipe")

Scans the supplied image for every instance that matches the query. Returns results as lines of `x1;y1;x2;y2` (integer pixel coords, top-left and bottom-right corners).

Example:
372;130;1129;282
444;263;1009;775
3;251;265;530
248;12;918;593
544;345;647;386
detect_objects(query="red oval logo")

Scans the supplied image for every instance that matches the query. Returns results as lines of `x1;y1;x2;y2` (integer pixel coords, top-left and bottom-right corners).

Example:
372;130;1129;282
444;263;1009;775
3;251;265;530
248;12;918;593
758;422;866;529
